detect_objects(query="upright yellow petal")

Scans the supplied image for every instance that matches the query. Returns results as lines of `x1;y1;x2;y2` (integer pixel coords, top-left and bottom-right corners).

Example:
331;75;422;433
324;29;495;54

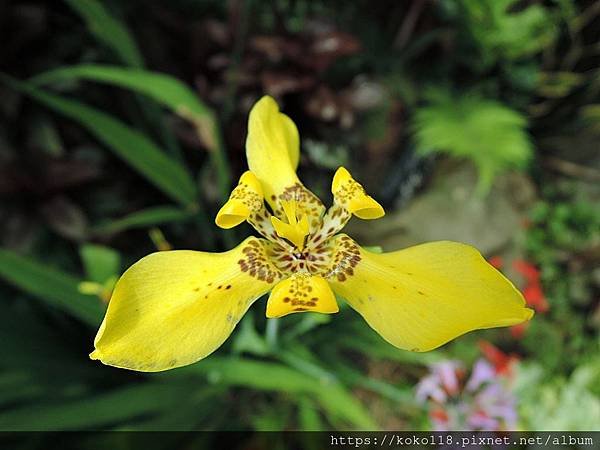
325;235;533;352
245;96;325;231
281;114;300;170
246;96;301;203
90;237;282;372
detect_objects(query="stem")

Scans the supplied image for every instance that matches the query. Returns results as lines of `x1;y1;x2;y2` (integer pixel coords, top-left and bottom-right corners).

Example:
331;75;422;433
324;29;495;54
265;318;279;350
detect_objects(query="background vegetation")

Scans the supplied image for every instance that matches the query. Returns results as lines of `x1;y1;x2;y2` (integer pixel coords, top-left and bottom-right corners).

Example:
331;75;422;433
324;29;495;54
0;0;598;441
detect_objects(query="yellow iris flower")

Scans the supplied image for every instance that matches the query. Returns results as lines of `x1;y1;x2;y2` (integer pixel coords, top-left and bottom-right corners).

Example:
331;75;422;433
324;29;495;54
90;96;533;372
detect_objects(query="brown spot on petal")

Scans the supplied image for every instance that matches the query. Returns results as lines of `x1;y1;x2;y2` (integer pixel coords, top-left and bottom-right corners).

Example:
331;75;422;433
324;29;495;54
237;240;283;283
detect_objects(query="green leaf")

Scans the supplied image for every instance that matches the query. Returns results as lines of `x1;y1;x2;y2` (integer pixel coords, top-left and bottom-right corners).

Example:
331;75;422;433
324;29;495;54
172;357;378;429
31;65;211;119
516;361;600;430
0;302;97;375
332;363;416;407
297;397;324;431
277;347;338;385
64;2;185;159
0;373;43;408
125;388;223;431
2;76;198;207
92;206;194;235
0;248;104;326
537;72;584;98
231;313;270;356
30;64;232;198
412;88;533;193
451;0;556;70
0;382;193;430
79;244;121;284
29;115;65;157
64;0;143;68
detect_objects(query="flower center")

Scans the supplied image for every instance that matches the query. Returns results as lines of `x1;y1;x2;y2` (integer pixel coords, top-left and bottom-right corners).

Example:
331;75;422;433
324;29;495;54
216;168;382;280
264;197;355;276
268;238;332;275
265;233;362;280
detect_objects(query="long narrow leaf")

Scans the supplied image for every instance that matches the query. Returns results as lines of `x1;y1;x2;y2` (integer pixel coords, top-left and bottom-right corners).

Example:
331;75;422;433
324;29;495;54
92;205;194;236
0;383;192;430
64;0;143;68
0;248;104;326
31;65;212;118
64;1;185;159
30;64;232;198
172;357;378;429
3;76;198;207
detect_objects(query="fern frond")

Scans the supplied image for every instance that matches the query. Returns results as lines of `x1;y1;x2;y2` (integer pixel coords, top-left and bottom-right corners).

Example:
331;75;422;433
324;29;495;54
412;89;533;193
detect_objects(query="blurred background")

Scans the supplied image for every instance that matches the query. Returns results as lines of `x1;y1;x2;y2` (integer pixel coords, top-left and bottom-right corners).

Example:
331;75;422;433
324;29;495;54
0;0;599;438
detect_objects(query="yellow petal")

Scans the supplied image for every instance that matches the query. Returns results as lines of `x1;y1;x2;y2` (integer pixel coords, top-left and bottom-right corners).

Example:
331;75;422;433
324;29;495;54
246;96;300;203
281;114;300;170
325;235;533;352
246;96;325;231
266;273;339;318
90;237;282;372
216;171;263;229
331;167;384;220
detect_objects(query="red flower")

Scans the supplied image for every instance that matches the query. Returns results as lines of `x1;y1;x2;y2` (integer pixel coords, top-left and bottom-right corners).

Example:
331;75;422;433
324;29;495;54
523;284;549;312
509;322;529;339
513;259;540;283
430;408;449;423
489;258;548;338
488;256;504;269
513;259;549;312
478;340;518;377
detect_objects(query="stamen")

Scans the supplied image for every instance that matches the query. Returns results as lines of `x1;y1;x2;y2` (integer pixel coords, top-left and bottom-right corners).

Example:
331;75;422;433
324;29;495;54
270;200;310;251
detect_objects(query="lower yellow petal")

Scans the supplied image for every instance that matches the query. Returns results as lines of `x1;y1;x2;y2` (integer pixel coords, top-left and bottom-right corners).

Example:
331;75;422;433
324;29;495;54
90;237;282;372
266;274;339;318
325;235;533;352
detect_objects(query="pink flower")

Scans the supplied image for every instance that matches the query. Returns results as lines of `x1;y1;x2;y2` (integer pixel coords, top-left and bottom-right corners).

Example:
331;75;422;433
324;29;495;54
416;356;518;431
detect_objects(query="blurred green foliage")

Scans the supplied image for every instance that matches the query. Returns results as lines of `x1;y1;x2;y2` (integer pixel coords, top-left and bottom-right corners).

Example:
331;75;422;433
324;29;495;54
444;0;557;71
412;89;532;193
522;182;600;372
0;0;598;438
